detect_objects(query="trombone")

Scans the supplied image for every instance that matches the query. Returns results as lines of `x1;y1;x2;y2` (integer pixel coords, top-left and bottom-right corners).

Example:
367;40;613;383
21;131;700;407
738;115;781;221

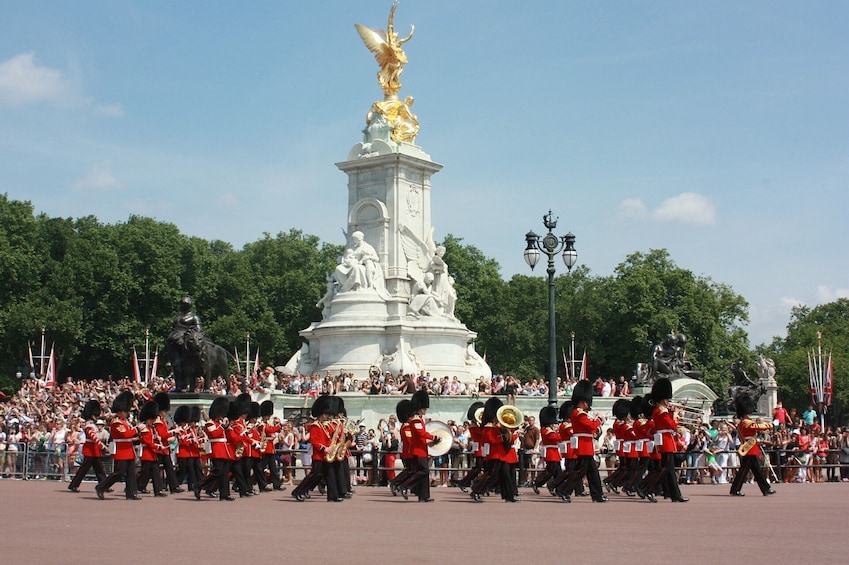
669;399;708;427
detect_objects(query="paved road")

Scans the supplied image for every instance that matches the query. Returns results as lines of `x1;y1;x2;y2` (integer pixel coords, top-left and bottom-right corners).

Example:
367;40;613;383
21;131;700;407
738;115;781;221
4;480;845;564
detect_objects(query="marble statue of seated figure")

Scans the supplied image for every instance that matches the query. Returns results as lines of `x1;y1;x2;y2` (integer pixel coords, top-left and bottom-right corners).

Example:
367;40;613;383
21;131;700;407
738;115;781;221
408;272;443;318
334;249;368;292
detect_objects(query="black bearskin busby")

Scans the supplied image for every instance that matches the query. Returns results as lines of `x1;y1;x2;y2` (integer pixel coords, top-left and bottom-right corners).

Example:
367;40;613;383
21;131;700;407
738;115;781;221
612;399;631;421
310;395;332;418
82;399;102;421
234;393;252;417
111;391;135;414
571;379;594;408
260;400;274;418
466;401;485;424
249;401;261;420
539;405;558;427
735;395;756;419
629;396;643;420
558;400;574;421
651;377;673;402
173;405;191;425
208;397;230;420
411;389;430;412
189;406;202;423
482;397;503;425
153;392;170;413
396;399;413;424
139;400;159;422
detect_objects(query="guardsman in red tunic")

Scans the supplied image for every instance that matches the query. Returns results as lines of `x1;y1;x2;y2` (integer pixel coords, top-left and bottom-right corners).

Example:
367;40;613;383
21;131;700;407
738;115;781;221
152;392;182;493
603;399;632;493
197;396;235;501
643;378;688;502
68;400;109;492
497;406;521;502
399;390;437;502
470;397;505;502
550;400;578;500
457;401;485;492
246;402;267;492
292;395;341;502
555;381;606;502
259;400;284;491
173;405;197;492
730;395;776;497
228;393;254;497
96;391;141;500
389;399;414;496
532;405;563;494
137;400;168;497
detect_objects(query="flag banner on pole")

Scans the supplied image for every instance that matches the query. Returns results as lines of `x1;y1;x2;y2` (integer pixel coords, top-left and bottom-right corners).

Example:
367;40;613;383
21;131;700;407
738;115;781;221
825;353;833;406
149;351;159;383
28;341;35;370
808;352;817;404
44;344;56;387
254;348;261;377
579;349;588;380
234;350;241;374
562;347;569;379
132;347;141;384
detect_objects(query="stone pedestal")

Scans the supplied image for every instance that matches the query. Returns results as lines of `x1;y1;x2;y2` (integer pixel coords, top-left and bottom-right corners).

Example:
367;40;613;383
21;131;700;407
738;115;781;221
286;138;490;384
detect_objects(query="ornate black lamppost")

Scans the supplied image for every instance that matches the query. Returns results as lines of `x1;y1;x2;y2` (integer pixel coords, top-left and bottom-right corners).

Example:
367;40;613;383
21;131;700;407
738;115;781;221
524;211;577;406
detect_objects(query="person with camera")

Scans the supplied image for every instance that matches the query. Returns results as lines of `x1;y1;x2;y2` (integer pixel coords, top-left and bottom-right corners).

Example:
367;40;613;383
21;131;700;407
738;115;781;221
518;415;540;486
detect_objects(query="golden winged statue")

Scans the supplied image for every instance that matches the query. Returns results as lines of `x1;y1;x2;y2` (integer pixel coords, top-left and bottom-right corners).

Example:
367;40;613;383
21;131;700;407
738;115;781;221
355;2;414;100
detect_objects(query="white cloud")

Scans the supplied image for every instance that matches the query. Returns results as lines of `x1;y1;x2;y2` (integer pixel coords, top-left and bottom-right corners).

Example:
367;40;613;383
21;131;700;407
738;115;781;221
95;102;125;117
816;285;849;303
652;192;716;225
616;198;647;219
73;161;124;190
0;52;72;106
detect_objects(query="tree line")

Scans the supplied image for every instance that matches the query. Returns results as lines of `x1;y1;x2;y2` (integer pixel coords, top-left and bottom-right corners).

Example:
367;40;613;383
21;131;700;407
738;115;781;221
1;194;845;415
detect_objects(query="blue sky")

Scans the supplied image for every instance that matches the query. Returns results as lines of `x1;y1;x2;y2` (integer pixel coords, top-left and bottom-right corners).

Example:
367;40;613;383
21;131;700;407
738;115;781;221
1;1;847;348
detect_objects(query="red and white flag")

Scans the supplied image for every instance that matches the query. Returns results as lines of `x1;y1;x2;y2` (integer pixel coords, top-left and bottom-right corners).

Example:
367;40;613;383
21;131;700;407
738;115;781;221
149;351;159;382
234;350;241;374
44;344;56;387
579;349;588;381
254;348;261;376
28;341;35;370
825;353;833;406
132;347;142;383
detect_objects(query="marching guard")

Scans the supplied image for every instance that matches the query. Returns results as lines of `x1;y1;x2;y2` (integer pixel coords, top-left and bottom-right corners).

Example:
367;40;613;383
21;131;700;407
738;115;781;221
388;399;414;496
68;399;108;492
259;400;284;491
136;400;168;497
532;405;562;495
197;396;235;501
96;391;141;500
553;380;607;502
398;390;439;502
730;395;776;497
642;378;688;502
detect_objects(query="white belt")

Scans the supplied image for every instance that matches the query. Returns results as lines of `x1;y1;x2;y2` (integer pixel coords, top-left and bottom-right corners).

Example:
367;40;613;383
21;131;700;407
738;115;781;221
572;433;593;438
209;438;227;443
656;429;675;434
113;439;134;443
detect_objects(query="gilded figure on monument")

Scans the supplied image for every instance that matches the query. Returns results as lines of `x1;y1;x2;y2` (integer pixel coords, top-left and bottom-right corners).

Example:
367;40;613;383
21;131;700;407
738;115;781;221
355;2;414;99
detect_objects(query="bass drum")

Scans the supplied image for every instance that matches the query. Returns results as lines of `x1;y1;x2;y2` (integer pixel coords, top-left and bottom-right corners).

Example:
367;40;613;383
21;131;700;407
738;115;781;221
425;421;453;457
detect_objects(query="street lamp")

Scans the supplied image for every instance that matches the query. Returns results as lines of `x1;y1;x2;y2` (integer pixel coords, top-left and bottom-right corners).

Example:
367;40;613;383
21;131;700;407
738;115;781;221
524;210;577;406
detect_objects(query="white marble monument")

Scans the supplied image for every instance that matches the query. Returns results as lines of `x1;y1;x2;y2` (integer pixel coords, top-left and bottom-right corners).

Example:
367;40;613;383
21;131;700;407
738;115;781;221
285;5;491;384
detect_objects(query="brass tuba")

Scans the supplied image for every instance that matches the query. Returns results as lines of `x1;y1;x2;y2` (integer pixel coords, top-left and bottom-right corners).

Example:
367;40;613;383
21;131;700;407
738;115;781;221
496;405;524;429
737;436;758;456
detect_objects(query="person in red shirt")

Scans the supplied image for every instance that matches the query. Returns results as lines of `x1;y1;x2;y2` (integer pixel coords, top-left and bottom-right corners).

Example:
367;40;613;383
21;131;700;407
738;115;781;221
497;406;521;503
399;390;438;502
623;396;647;496
550;400;577;500
730;395;776;497
532;405;563;495
470;397;505;502
136;400;168;497
96;391;141;500
644;378;688;502
174;405;202;494
457;401;485;492
68;400;108;493
555;380;607;502
228;393;254;497
197;396;235;501
153;392;182;494
258;400;284;491
603;399;632;493
389;399;414;496
291;395;341;502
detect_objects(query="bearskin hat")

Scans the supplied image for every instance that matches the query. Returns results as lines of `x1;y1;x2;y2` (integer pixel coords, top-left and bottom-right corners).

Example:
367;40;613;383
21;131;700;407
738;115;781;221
558;400;573;421
411;389;430;412
260;400;274;418
571;380;594;408
612;398;631;421
642;395;655;419
173;405;190;425
482;397;503;425
466;401;485;424
539;405;558;427
629;396;643;420
111;391;135;414
395;399;413;424
651;377;673;402
139;400;159;422
208;397;230;420
334;396;347;417
249;401;261;420
310;395;332;418
234;393;252;416
82;399;102;421
735;395;756;419
153;392;170;412
189;406;202;423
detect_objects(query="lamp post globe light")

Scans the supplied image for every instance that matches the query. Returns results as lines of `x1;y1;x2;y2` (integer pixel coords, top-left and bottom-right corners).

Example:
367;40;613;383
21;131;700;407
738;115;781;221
524;210;577;406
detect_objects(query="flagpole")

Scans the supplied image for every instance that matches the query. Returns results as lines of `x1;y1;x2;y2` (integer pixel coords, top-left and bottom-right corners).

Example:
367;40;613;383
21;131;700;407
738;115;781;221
570;331;576;384
245;332;251;377
40;326;46;378
144;329;150;384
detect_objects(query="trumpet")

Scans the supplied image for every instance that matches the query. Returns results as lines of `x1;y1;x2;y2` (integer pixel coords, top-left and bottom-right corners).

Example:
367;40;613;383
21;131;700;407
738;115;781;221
669;400;708;427
496;405;524;429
